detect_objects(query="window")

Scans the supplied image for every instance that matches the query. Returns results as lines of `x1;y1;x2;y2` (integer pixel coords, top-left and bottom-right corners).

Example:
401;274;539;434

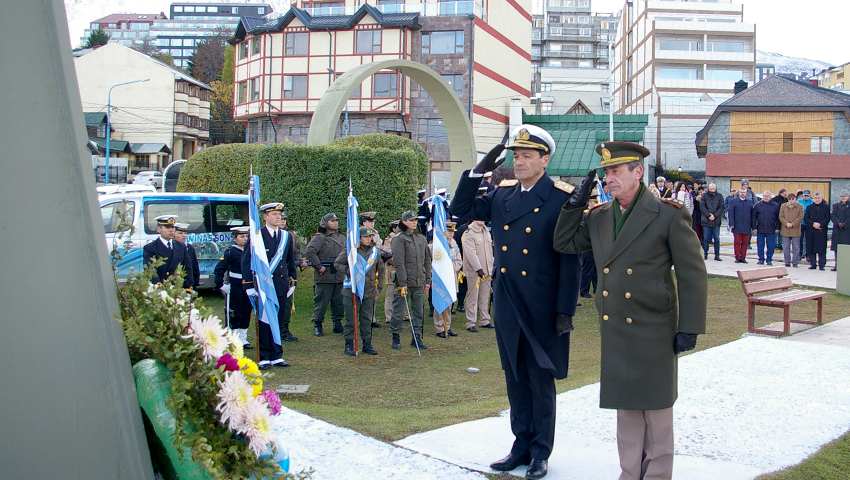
251;37;261;55
549;60;561;67
173;6;183;12
566;16;576;24
418;118;448;143
144;201;209;234
356;30;381;54
811;136;831;153
208;6;218;12
580;44;592;52
706;42;744;52
658;68;701;80
248;122;259;143
97;123;107;138
550;27;562;35
290;126;309;135
262;121;274;143
422;31;464;54
626;81;633;103
421;75;463;99
550;43;561;52
783;132;793;152
706;69;743;81
373;73;398;97
283;75;308;98
233;7;238;13
541;83;552;92
211;201;249;232
532;47;540;56
578;16;590;24
101;201;135;234
132;154;150;171
378;118;401;132
250;78;261;101
601;84;609;93
184;6;195;12
285;32;308;55
580;28;591;36
258;7;265;14
549;15;560;24
541;102;554;112
348;119;366;135
238;41;248;59
659;40;700;51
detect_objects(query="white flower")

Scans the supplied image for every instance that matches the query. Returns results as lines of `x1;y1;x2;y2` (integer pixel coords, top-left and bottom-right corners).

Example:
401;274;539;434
216;371;255;431
159;291;170;303
146;283;159;294
187;315;228;362
226;330;244;358
241;398;274;457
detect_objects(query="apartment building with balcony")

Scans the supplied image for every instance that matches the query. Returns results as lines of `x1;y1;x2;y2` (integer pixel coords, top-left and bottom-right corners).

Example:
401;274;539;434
813;62;850;91
612;0;755;176
230;0;532;191
531;0;619;71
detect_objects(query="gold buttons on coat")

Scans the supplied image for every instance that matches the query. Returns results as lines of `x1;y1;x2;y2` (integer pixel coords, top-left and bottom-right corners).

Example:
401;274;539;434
521;271;527;276
625;292;631;299
626;317;633;324
503;225;510;230
602;290;608;297
603;315;609;321
534;207;540;212
500;267;506;273
627;268;633;275
603;267;610;274
502;245;508;251
523;249;528;254
525;227;532;233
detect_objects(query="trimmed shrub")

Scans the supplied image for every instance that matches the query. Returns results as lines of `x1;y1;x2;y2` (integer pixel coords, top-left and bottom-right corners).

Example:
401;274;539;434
177;143;260;194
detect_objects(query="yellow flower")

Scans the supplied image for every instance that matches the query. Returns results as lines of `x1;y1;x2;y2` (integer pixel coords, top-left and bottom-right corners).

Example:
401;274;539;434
238;357;263;397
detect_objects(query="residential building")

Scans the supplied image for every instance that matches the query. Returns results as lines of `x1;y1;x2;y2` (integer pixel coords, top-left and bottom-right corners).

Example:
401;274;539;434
612;0;756;178
82;13;167;48
533;67;612;114
230;0;532;192
531;0;619;71
75;43;212;175
755;63;775;83
696;75;850;200
813;62;850;90
83;112;172;179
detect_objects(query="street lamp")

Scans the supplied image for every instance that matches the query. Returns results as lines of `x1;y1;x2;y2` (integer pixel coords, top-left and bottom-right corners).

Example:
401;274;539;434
327;68;349;137
105;78;149;184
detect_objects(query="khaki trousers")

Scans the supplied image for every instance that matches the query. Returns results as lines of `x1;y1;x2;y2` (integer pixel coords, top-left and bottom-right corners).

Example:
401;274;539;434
465;276;492;328
433;308;451;333
617;408;674;480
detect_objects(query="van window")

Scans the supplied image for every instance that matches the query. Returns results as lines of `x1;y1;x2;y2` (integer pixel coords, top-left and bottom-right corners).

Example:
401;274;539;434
211;201;249;232
144;201;211;234
101;201;135;233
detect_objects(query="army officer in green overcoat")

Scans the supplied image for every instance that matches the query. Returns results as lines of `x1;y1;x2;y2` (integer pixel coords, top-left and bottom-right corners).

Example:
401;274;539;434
553;142;707;480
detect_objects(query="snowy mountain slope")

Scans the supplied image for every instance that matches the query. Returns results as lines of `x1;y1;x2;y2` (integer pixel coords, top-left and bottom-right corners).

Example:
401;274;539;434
756;50;836;78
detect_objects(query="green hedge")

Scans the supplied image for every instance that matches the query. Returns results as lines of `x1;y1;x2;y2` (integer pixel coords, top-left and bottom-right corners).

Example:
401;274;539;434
177;134;428;236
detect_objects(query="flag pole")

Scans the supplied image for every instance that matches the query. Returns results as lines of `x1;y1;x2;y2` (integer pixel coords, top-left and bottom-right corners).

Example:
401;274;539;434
349;177;359;356
248;170;261;363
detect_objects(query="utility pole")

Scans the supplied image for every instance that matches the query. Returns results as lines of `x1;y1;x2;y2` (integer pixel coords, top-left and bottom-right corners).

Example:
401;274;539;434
105;78;149;183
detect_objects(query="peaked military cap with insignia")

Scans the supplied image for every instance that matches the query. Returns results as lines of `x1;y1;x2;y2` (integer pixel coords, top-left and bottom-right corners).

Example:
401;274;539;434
446;220;457;231
595;141;651;169
359;226;375;237
155;214;178;226
506;124;556;156
174;222;190;232
230;226;250;234
401;210;421;221
260;203;284;213
322;212;338;222
436;187;447;195
360;211;377;221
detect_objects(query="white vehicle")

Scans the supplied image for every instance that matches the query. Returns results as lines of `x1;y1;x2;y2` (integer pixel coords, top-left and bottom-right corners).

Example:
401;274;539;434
96;184;156;196
132;171;164;188
100;192;249;288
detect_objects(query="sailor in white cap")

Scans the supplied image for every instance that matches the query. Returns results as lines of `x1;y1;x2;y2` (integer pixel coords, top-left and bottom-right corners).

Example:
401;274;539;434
173;223;200;290
142;215;194;290
214;226;254;349
241;202;297;368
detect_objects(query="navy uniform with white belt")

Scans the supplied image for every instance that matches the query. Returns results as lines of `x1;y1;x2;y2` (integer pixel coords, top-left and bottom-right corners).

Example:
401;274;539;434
214;226;253;349
452;125;581;480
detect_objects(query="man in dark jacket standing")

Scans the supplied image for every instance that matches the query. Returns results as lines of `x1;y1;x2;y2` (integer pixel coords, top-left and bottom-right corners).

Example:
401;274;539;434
305;213;347;336
452;125;581;480
700;183;725;261
554;142;706;480
804;191;831;270
831;189;850;271
774;189;789;252
143;215;194;291
728;187;754;263
753;191;781;265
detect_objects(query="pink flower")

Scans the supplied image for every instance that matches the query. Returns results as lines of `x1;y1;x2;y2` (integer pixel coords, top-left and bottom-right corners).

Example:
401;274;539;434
216;353;240;372
261;390;282;415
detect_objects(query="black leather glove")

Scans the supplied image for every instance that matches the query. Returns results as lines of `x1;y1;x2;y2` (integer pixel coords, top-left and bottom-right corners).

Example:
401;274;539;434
472;144;506;174
476;269;486;278
569;170;597;209
674;332;698;354
555;313;574;336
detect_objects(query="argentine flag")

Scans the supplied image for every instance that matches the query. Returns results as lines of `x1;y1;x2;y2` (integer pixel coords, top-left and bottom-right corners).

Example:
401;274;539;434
345;194;367;300
597;180;611;204
247;175;282;345
430;195;457;314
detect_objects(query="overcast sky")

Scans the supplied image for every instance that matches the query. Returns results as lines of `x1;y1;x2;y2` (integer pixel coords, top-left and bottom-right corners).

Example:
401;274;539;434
590;0;847;65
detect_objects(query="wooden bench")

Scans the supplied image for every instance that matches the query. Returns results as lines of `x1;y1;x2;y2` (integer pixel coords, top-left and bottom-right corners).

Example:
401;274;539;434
737;266;826;336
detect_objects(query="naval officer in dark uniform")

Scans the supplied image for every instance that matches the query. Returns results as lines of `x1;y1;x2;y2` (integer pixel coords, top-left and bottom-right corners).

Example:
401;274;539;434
554;142;707;480
214;226;253;349
452;125;583;480
142;214;194;290
241;203;298;369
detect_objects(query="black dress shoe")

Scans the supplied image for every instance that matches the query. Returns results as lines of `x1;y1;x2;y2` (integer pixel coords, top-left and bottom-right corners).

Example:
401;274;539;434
243;343;254;350
526;459;548;479
479;323;495;329
272;360;290;368
456;306;465;313
580;293;593;298
490;452;530;471
740;259;748;263
258;362;271;371
809;265;817;270
371;322;382;329
281;332;299;342
436;331;447;338
467;326;479;333
447;329;458;337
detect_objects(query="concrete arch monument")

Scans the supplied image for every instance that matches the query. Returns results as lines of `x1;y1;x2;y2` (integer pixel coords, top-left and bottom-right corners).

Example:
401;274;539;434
307;59;476;189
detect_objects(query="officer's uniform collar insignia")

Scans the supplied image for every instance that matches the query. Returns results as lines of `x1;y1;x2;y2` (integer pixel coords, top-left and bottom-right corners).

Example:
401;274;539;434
554;180;575;194
499;179;519;187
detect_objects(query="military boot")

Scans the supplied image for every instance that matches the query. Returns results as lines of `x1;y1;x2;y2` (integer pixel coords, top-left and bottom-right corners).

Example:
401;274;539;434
281;322;298;342
392;334;401;350
344;340;356;356
314;322;324;337
410;334;428;349
362;340;378;355
332;320;344;334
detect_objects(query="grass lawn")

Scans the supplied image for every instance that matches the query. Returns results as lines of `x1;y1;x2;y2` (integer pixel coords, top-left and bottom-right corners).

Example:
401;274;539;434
199;274;850;473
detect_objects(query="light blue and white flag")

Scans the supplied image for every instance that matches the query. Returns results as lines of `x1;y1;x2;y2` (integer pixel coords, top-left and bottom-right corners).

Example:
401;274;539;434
429;195;457;314
345;193;367;300
247;175;282;345
597;180;611;204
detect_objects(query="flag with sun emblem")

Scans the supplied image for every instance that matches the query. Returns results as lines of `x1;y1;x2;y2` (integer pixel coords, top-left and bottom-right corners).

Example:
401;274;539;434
430;195;457;314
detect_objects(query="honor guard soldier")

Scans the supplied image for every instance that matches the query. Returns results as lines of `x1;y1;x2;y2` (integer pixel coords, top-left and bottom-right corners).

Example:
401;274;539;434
452;125;582;480
241;203;297;369
305;212;347;336
554;142;707;480
390;210;432;350
461;219;494;331
214;226;253;349
432;220;462;338
334;226;385;356
382;220;405;323
360;211;384;328
173;223;200;290
143;214;194;291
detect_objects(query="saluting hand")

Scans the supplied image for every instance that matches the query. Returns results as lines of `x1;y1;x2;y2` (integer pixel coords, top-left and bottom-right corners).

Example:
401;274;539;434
568;170;597;209
472;144;506;174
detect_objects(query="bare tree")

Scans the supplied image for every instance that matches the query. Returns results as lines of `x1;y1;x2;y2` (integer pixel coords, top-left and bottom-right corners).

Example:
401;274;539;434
187;28;233;84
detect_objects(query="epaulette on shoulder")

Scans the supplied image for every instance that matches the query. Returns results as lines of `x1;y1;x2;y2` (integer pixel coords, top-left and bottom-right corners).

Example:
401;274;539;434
219;255;225;260
589;202;606;213
660;198;683;209
499;179;518;187
554;180;575;194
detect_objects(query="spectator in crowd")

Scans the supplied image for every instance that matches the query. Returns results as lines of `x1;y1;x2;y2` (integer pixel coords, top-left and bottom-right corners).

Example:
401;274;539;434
673;181;693;217
664;180;675;198
798;189;814;257
700;183;724;261
740;178;756;202
831;189;850;271
725;188;737;233
648;183;661;198
752;191;781;265
692;186;704;243
804;191;830;270
656;176;669;198
779;193;803;268
728;187;754;263
773;189;789;252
